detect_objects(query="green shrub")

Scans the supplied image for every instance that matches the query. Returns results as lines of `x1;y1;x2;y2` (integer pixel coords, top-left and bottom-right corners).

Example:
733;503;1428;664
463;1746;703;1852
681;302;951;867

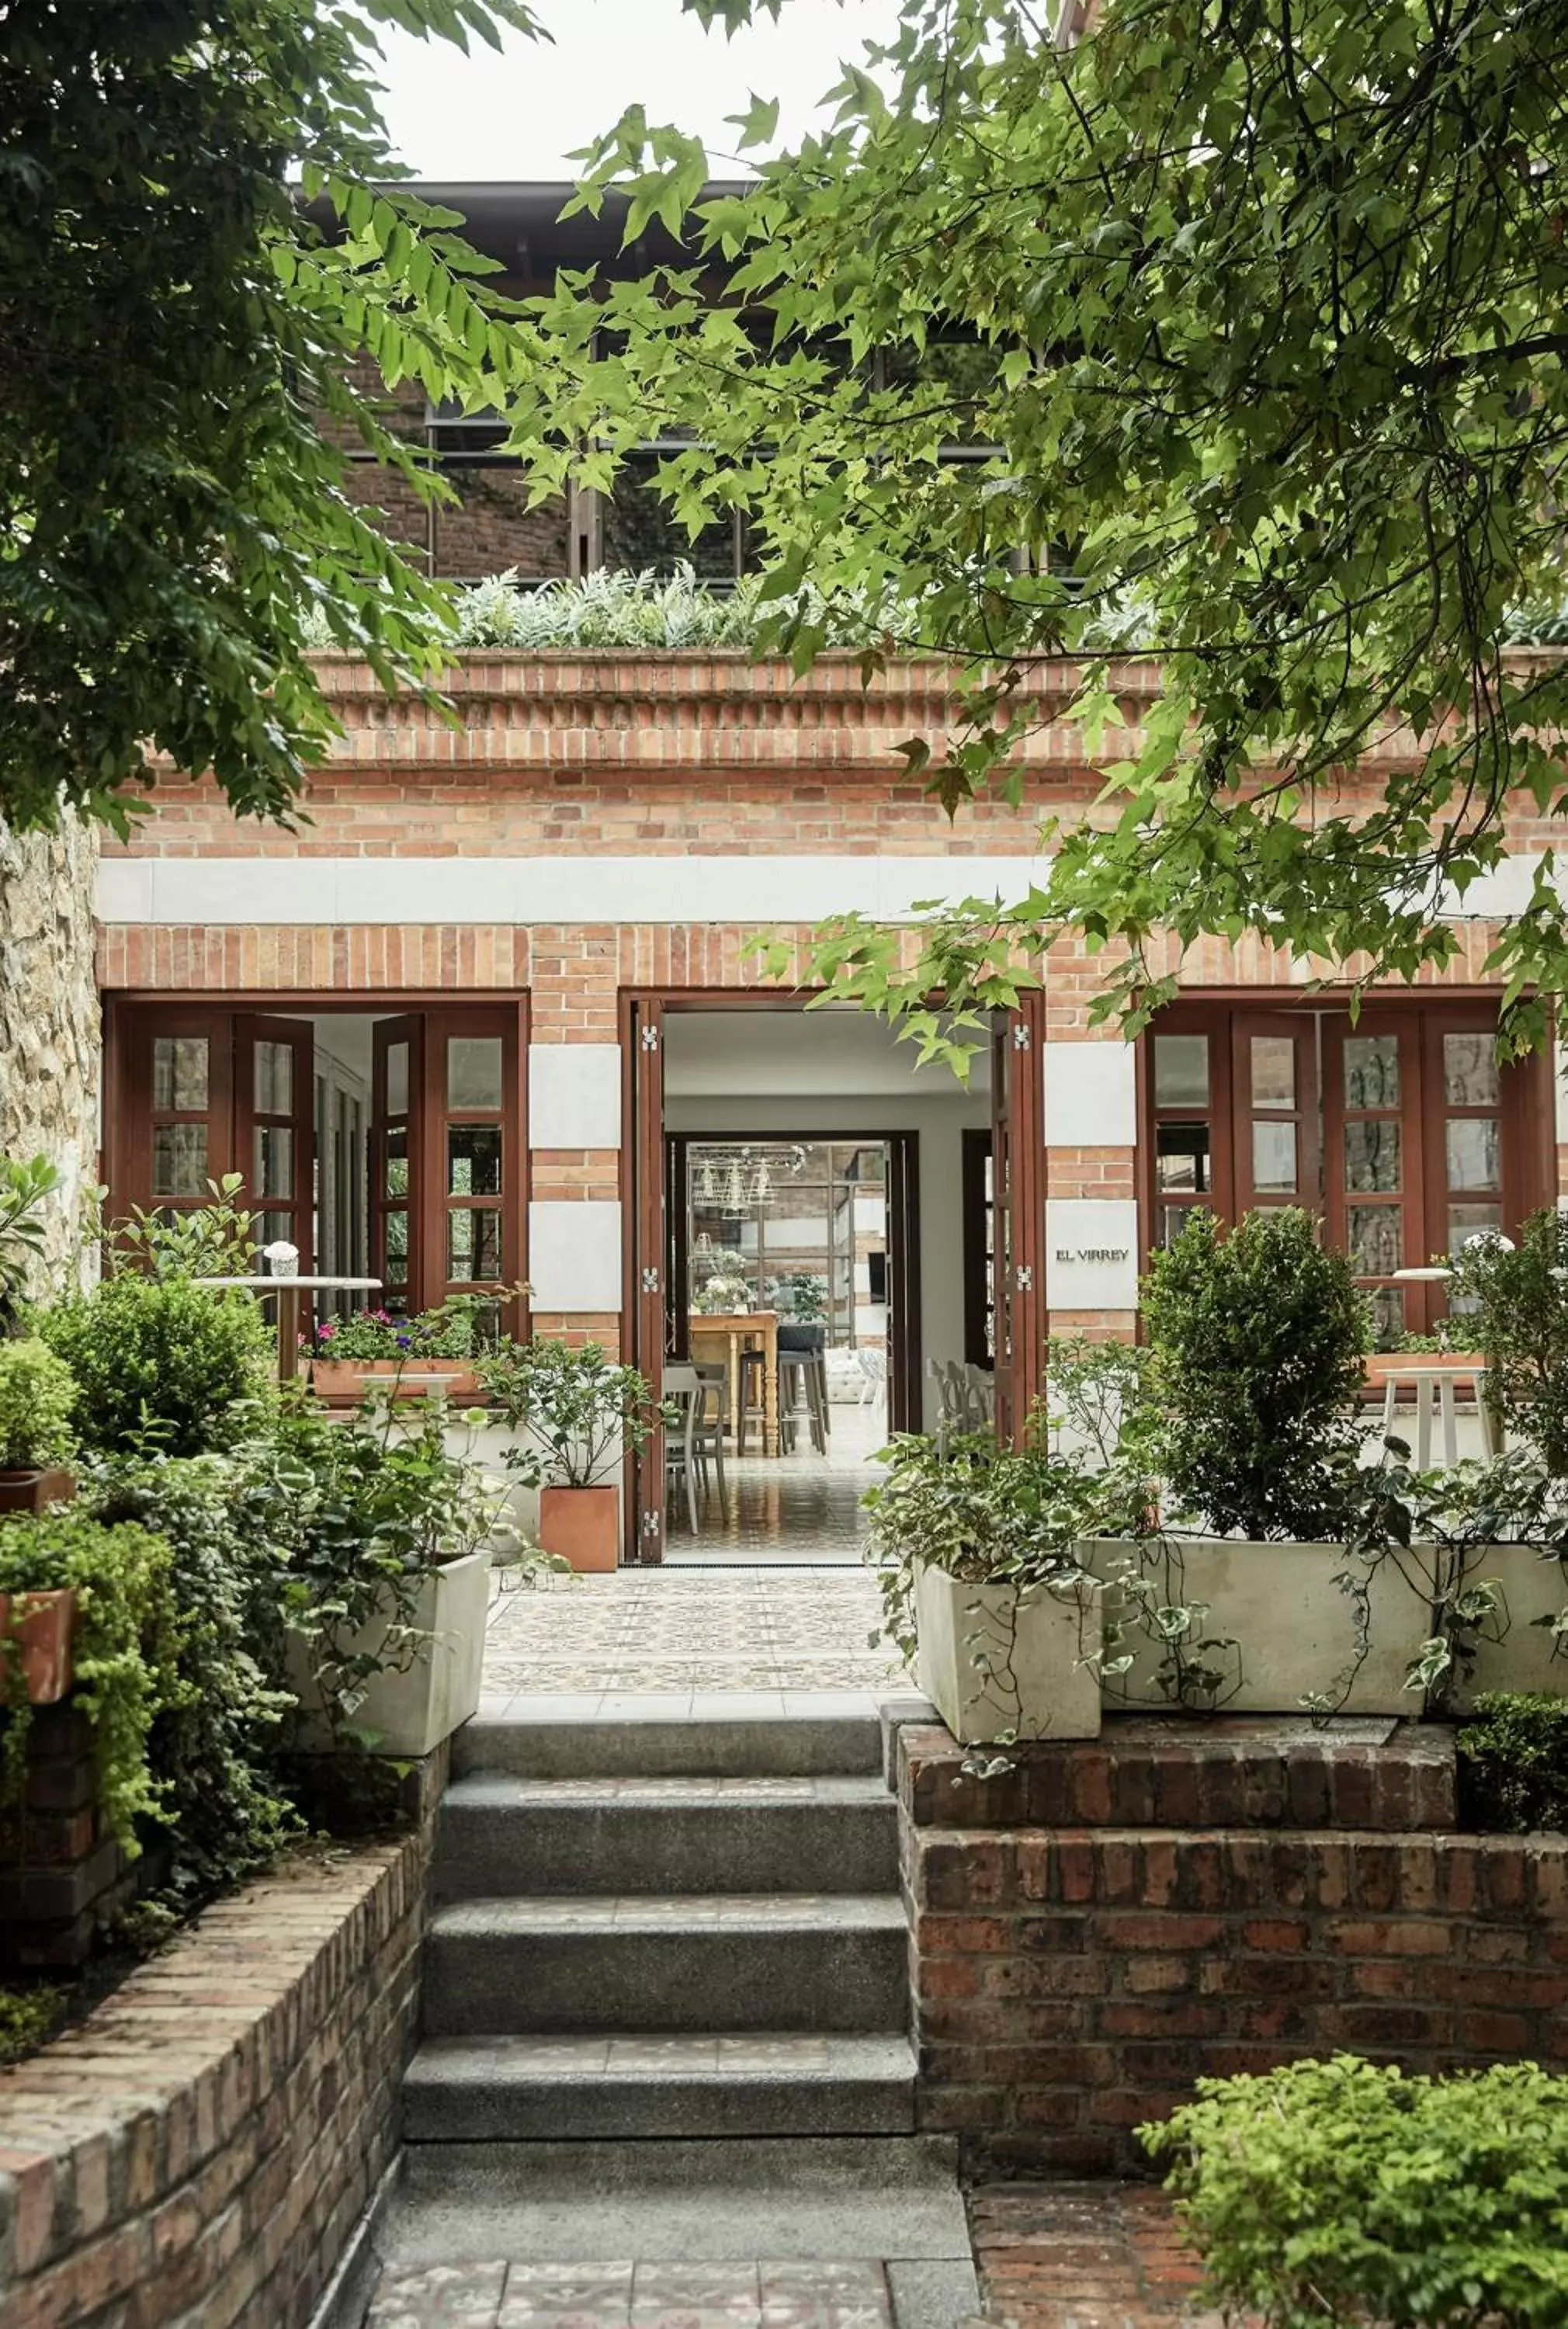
1459;1690;1568;1834
0;1982;68;2065
0;1338;77;1470
36;1274;272;1456
1142;1208;1369;1539
0;1510;177;1846
1143;2054;1568;2328
1449;1210;1568;1473
84;1453;302;1908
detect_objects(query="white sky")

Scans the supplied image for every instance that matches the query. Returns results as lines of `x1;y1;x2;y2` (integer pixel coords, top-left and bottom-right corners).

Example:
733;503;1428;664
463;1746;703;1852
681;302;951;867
373;0;904;182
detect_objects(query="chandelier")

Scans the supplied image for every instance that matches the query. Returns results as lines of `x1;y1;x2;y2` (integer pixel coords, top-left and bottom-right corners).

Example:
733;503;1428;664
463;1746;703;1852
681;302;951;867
695;1144;807;1208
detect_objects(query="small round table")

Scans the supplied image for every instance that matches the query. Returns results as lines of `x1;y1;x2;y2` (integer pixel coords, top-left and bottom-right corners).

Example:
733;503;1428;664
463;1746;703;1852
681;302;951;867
194;1276;382;1381
1386;1268;1498;1460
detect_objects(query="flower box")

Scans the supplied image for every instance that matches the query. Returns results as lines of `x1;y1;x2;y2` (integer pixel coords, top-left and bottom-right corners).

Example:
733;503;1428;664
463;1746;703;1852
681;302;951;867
309;1359;481;1408
1080;1536;1426;1715
914;1561;1101;1744
0;1467;76;1516
0;1587;78;1704
285;1546;490;1755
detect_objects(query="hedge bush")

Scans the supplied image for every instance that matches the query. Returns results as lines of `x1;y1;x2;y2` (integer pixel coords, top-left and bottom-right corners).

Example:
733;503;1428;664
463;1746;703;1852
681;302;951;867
1143;2054;1568;2328
1459;1690;1568;1834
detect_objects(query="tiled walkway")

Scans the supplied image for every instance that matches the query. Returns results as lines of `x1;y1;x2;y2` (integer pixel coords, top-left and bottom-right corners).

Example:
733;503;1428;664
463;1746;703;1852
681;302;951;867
367;2260;895;2329
483;1567;902;1699
970;2185;1226;2329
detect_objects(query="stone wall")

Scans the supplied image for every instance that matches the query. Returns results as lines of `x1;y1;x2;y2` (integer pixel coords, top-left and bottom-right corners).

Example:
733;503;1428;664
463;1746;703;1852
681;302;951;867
0;814;100;1292
900;1719;1568;2173
0;1775;441;2329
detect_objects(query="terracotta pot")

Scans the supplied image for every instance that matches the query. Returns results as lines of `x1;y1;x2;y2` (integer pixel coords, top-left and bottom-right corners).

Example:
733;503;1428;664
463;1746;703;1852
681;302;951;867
0;1587;78;1704
309;1358;481;1408
539;1485;620;1574
0;1467;76;1515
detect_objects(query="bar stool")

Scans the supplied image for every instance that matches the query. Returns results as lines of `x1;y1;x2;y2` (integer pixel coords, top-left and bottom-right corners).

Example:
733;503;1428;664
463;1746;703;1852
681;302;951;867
737;1347;768;1453
778;1349;827;1453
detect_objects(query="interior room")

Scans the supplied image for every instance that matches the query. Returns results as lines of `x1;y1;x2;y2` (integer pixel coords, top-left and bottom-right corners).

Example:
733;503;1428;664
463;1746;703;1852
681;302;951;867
659;1008;993;1564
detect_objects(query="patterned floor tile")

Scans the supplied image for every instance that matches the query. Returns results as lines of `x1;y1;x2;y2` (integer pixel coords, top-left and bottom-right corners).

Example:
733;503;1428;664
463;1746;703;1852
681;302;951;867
369;2261;508;2326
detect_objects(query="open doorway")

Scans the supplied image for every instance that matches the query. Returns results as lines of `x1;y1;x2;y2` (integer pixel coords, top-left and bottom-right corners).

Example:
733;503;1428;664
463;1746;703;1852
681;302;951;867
625;999;1011;1567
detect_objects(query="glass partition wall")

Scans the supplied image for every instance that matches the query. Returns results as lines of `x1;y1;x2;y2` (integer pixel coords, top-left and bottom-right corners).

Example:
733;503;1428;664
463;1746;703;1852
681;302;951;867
685;1140;889;1352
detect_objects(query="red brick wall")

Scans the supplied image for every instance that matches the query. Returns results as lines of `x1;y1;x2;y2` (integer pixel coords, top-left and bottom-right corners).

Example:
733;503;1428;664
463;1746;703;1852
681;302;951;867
900;1723;1568;2172
0;1805;439;2327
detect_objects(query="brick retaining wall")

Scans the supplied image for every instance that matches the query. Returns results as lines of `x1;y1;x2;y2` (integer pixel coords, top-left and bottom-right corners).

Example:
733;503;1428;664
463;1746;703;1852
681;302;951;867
0;1768;442;2329
900;1720;1568;2172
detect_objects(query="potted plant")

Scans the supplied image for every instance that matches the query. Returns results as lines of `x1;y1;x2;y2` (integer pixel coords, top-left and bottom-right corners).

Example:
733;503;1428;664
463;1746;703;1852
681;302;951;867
307;1296;492;1405
479;1338;664;1573
0;1511;175;1845
252;1391;504;1756
1085;1207;1428;1713
0;1154;64;1338
864;1428;1109;1744
0;1338;78;1514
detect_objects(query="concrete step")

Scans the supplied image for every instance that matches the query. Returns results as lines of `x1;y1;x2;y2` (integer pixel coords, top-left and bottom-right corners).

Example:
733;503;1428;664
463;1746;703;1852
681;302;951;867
382;2135;973;2277
452;1707;883;1781
434;1773;898;1898
402;2031;918;2140
422;1893;910;2036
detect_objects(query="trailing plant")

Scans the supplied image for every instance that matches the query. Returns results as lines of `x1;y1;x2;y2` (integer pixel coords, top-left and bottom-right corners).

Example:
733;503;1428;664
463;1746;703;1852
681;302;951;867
1334;1448;1568;1715
247;1391;502;1743
0;1510;177;1848
1142;1208;1369;1540
83;1452;302;1911
1459;1692;1568;1835
862;1429;1122;1668
0;1338;77;1471
1094;1536;1244;1713
1448;1210;1568;1473
479;1338;668;1489
0;1156;64;1331
34;1273;272;1456
1143;2054;1568;2328
310;1293;498;1363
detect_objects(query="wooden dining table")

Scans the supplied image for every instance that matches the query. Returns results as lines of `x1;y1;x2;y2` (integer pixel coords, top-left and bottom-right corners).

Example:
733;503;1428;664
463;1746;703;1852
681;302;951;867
687;1310;779;1457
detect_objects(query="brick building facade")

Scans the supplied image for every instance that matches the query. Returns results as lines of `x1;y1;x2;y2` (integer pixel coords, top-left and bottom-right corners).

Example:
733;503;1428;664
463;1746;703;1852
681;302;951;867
85;186;1566;1557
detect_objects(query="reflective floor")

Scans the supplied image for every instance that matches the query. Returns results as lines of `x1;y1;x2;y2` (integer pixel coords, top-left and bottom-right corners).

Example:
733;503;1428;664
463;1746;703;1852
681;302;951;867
662;1399;888;1567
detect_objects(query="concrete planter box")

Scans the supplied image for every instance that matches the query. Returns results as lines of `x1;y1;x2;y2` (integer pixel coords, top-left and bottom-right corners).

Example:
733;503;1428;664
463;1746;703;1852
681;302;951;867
1445;1542;1568;1710
1081;1536;1432;1715
286;1547;490;1755
914;1561;1101;1744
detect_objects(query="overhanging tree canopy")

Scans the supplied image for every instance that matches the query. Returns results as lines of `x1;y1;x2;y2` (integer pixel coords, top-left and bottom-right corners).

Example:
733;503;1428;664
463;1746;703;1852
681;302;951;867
0;0;539;833
502;0;1568;1054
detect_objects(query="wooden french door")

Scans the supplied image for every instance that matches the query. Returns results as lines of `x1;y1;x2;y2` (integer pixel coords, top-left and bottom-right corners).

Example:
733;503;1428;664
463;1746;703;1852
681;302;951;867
235;1015;315;1271
119;1005;238;1219
992;994;1046;1446
370;1006;525;1325
626;994;667;1565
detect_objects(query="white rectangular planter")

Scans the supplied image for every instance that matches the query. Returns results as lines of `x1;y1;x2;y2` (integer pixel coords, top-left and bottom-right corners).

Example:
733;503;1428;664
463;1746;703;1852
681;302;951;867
286;1546;491;1756
1447;1543;1568;1710
1081;1537;1431;1716
914;1562;1101;1744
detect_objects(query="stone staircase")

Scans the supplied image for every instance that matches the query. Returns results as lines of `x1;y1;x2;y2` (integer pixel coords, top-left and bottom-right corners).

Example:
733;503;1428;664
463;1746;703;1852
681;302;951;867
404;1703;917;2143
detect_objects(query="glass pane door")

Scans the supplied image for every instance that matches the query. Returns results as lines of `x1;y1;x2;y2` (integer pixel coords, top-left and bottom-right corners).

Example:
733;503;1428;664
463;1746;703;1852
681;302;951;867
372;1015;423;1316
1323;1015;1420;1345
235;1018;314;1272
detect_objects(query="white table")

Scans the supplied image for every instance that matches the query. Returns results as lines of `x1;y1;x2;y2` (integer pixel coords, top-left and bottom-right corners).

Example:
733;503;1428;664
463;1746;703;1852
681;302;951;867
195;1276;381;1381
